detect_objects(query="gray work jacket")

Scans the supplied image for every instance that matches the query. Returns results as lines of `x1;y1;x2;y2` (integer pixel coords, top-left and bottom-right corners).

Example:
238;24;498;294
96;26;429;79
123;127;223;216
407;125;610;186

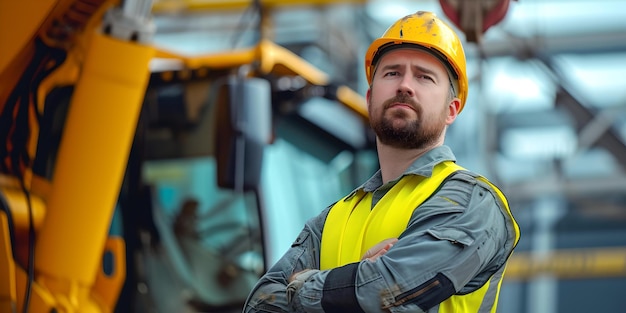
243;145;519;313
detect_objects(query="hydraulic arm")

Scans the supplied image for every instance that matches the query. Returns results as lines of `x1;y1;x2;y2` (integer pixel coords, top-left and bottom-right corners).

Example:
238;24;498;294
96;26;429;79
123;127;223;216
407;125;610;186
1;0;155;311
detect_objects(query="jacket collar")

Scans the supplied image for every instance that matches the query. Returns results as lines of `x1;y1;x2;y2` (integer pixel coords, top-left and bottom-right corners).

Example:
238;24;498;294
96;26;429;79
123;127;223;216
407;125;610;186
344;145;457;200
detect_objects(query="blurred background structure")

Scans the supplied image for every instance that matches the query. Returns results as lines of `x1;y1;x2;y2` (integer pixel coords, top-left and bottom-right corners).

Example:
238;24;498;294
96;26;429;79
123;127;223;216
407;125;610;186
1;0;625;312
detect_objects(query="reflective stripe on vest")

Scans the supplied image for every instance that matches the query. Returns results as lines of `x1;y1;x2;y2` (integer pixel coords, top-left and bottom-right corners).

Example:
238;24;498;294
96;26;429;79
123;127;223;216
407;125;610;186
320;160;520;312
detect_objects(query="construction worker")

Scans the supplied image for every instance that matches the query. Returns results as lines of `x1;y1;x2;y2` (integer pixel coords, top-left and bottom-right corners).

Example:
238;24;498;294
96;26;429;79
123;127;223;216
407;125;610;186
243;11;520;313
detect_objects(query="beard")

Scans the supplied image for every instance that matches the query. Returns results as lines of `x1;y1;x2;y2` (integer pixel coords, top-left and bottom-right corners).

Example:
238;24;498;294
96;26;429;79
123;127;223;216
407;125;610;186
370;93;447;150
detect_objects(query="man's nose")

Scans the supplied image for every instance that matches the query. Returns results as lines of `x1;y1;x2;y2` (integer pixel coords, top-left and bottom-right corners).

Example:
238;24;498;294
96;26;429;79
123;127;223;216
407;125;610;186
397;75;414;97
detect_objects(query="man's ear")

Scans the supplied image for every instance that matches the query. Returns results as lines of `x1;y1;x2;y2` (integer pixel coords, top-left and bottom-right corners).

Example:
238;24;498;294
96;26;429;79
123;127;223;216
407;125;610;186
446;98;461;125
366;88;372;110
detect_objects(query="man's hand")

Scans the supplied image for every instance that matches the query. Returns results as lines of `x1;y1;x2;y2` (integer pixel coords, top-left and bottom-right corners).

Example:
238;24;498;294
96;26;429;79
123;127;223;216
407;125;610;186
288;269;313;283
362;238;398;261
288;238;398;284
286;269;319;304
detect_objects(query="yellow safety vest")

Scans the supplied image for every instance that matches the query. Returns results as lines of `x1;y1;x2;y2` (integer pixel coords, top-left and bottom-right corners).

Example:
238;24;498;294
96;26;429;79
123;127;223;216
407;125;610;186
320;161;520;312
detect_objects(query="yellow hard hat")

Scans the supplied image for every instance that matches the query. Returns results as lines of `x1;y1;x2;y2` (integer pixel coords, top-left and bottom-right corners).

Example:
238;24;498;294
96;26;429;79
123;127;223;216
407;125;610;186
365;11;468;113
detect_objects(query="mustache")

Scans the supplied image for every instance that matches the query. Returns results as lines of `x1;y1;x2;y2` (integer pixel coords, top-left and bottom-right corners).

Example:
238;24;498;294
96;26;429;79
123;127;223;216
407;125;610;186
383;94;419;110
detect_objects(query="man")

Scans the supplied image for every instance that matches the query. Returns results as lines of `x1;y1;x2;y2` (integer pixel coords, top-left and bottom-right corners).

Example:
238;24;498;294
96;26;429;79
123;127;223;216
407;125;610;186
243;11;520;313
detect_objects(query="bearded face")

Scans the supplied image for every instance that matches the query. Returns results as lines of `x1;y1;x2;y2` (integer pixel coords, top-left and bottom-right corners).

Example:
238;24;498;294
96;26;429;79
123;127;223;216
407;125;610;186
366;48;457;150
369;91;449;150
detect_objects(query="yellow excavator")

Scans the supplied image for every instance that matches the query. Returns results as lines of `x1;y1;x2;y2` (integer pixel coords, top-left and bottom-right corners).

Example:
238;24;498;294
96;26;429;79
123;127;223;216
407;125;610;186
0;0;369;312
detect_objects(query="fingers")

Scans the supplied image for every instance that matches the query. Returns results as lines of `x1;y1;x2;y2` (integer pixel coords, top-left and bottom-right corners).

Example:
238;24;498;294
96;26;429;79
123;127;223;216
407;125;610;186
362;238;399;261
288;269;313;283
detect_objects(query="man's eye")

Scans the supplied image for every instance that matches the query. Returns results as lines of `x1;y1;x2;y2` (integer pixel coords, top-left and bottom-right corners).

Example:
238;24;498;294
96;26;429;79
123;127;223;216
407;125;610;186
418;75;434;82
384;71;399;77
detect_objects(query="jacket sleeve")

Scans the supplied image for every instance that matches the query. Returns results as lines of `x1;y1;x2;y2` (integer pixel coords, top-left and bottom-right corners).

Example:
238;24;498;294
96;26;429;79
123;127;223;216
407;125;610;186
243;207;330;313
293;171;516;313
